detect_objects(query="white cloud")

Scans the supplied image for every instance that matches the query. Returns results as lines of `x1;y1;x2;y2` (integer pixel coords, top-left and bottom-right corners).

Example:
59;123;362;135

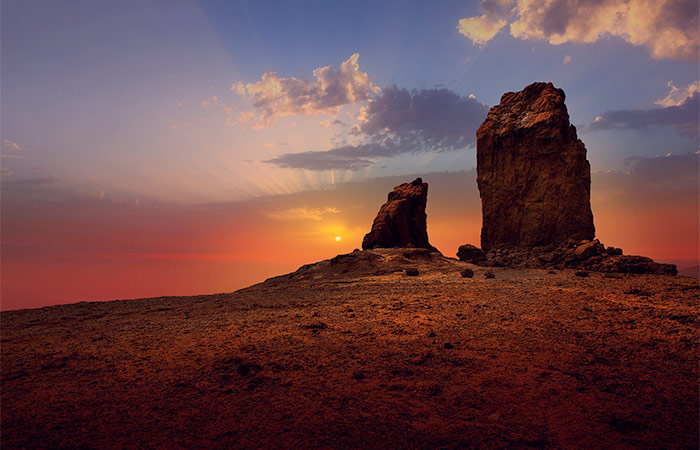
655;80;700;107
562;54;572;66
233;54;380;128
458;0;699;61
457;15;508;45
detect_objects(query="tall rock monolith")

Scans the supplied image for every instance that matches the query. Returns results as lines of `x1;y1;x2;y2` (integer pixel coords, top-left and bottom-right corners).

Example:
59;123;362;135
476;82;595;251
362;178;437;251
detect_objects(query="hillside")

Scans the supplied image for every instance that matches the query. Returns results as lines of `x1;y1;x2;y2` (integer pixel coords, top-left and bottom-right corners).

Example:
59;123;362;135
2;249;698;449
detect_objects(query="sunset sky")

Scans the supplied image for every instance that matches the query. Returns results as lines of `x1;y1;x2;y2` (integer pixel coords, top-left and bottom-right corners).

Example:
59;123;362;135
2;0;698;310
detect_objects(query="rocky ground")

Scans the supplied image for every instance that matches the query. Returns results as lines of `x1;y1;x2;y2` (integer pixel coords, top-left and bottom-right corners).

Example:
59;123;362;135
2;249;698;449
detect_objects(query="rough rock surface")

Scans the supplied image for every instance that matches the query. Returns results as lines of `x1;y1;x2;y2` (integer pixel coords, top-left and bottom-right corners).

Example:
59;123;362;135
456;244;486;264
2;254;697;449
476;82;595;251
479;239;677;275
362;178;437;251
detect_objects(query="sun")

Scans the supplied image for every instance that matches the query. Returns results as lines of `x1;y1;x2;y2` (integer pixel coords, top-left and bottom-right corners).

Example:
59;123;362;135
335;236;341;242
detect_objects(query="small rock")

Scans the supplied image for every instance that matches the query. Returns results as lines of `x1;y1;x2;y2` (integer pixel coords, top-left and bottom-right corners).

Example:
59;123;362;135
460;268;474;278
427;330;436;337
301;322;328;330
575;271;589;277
405;268;420;276
351;370;366;380
548;270;557;274
443;342;454;349
237;362;262;377
484;271;496;279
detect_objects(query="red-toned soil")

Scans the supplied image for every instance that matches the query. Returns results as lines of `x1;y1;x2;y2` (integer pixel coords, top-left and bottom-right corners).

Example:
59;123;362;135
2;249;698;449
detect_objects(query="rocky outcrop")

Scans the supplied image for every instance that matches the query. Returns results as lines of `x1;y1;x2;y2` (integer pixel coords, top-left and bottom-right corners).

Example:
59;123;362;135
476;82;595;251
479;239;677;275
362;178;437;251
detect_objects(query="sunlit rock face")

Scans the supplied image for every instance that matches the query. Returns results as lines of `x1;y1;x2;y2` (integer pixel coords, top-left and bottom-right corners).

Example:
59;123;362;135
362;178;437;251
476;82;595;251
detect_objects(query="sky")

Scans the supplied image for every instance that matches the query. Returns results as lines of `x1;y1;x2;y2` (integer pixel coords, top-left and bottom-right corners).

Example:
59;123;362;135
1;0;698;310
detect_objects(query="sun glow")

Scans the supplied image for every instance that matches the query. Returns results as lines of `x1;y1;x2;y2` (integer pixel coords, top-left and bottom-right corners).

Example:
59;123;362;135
335;236;341;242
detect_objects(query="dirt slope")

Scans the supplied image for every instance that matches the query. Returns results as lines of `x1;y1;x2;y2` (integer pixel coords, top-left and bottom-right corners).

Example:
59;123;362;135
2;249;698;449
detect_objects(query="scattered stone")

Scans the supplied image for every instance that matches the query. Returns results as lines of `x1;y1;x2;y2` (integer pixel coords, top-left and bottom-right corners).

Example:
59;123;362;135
476;82;595;251
362;178;437;251
548;270;557;274
405;268;419;276
484;271;496;279
575;271;589;277
351;370;366;380
457;244;486;264
443;343;454;349
460;268;474;278
237;362;262;377
624;288;651;296
300;322;327;330
427;330;436;337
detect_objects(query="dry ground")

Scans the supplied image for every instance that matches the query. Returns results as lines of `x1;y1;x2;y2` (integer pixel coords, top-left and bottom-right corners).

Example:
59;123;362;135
2;249;698;449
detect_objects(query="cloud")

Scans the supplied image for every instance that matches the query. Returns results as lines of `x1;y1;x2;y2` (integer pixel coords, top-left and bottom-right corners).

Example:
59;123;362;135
3;139;20;151
233;54;380;128
265;86;490;171
458;0;699;61
265;147;375;171
457;15;508;45
201;95;218;107
655;80;700;107
265;207;339;221
587;92;699;137
622;151;699;182
1;176;61;191
2;139;25;159
562;54;572;66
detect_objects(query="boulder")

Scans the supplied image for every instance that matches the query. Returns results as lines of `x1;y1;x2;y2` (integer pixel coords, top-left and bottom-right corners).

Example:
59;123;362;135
460;268;474;278
362;178;437;251
457;244;486;264
476;82;595;251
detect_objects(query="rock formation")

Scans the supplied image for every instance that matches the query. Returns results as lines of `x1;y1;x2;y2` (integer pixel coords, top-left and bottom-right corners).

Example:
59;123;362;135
480;239;677;275
476;82;595;251
467;82;676;276
362;178;437;251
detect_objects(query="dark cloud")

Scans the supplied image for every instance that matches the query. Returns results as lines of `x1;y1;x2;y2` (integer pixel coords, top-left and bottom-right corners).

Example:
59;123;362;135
586;93;699;138
266;86;489;171
1;176;61;191
624;151;699;184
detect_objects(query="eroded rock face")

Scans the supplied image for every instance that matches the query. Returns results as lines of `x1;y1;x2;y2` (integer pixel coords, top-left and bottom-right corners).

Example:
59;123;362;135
362;178;437;251
476;82;595;251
